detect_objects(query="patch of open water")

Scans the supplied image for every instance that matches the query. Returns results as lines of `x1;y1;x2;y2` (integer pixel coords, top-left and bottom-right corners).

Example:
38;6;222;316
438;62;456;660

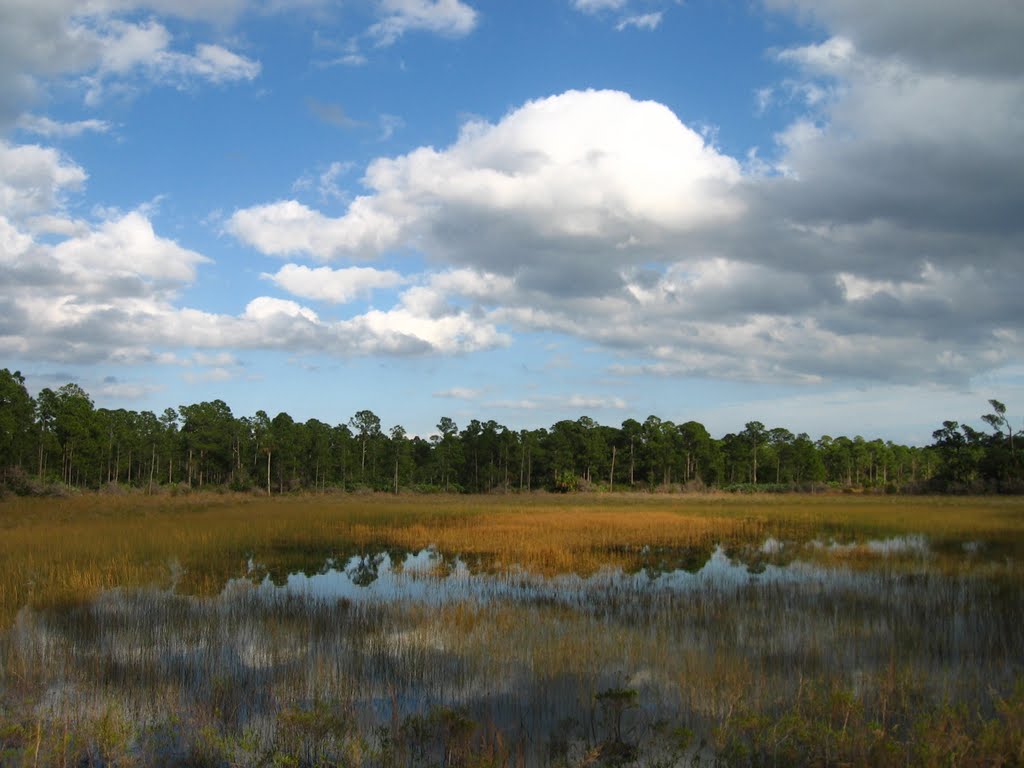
235;534;990;607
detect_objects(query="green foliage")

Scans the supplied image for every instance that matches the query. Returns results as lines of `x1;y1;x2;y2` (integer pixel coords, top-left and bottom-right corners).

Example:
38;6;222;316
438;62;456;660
1;370;1020;495
553;469;579;493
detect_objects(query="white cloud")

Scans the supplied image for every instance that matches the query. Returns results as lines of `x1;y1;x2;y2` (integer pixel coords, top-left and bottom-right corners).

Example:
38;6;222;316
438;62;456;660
0;148;508;364
352;285;510;354
17;114;113;138
616;12;662;31
187;43;262;83
777;35;856;75
51;211;210;286
0;4;260;122
85;23;261;102
263;264;407;303
292;160;356;202
369;0;479;45
317;161;354;201
243;296;320;323
572;0;628;12
230;89;745;283
2;3;1021;397
0;141;86;221
227;199;404;260
0;216;34;257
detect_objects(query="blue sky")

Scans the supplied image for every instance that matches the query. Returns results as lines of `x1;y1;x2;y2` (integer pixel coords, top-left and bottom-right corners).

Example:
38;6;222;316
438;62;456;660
1;0;1022;444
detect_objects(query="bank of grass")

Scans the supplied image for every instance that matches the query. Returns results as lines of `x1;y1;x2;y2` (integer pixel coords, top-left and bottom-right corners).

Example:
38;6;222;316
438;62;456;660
1;491;1023;625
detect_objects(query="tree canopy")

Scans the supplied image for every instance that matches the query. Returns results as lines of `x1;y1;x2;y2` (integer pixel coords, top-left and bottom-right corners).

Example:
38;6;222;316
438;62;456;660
0;369;1019;495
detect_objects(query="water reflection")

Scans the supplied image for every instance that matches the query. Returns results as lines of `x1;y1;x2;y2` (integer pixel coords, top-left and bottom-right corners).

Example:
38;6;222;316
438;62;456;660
236;534;977;607
241;545;820;606
8;533;1023;767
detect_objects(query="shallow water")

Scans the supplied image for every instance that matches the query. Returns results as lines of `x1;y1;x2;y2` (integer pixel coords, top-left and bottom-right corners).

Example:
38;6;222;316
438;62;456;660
7;534;1024;765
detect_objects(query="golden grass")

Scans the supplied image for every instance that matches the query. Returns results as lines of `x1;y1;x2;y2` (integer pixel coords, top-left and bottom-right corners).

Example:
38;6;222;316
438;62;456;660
2;491;1023;766
1;491;1022;625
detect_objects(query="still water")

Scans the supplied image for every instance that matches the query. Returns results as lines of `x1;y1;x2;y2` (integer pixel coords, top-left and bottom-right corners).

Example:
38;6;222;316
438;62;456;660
12;535;1024;764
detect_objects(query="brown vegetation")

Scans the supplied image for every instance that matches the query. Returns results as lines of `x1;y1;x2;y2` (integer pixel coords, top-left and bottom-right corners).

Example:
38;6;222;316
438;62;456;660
1;493;1022;766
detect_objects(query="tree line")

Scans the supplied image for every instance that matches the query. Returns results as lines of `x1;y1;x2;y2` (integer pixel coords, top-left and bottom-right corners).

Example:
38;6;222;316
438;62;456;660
0;369;1019;495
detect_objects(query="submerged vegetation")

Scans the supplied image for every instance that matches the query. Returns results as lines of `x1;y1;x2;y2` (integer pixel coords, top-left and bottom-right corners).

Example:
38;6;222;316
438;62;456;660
1;369;1021;498
1;493;1023;765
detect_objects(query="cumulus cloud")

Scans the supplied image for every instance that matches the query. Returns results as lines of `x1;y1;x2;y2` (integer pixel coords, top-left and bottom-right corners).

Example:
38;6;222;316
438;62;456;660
53;211;210;285
1;242;508;364
227;199;403;260
0;141;86;220
83;24;261;103
369;0;479;45
263;264;407;303
230;61;1022;387
0;2;260;123
230;89;745;292
3;2;1021;395
0;140;509;366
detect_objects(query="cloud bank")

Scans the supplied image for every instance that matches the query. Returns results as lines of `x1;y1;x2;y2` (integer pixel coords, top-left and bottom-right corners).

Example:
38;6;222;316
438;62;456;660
1;0;1021;401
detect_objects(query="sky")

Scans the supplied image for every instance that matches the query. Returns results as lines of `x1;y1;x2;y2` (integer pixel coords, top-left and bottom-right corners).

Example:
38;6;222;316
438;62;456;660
0;0;1022;445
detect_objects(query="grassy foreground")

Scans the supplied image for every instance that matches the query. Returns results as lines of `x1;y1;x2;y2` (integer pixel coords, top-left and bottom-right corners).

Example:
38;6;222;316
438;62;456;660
1;492;1023;767
2;491;1023;625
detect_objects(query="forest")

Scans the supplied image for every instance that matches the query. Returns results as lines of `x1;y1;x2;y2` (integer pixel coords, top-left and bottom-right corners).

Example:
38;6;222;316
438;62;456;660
0;368;1019;496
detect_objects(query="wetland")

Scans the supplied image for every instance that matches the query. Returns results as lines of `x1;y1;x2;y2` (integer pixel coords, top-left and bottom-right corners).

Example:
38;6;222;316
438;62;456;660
1;493;1022;766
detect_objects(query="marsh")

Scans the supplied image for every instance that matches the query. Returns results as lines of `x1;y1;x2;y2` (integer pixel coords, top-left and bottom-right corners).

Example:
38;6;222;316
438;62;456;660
1;493;1022;766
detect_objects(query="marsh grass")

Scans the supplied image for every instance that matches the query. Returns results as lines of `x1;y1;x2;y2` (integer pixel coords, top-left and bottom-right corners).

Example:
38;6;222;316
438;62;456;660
1;492;1023;765
3;492;1021;623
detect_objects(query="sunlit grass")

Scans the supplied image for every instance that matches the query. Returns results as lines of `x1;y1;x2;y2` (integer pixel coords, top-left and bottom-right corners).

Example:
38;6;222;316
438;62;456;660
1;492;1023;625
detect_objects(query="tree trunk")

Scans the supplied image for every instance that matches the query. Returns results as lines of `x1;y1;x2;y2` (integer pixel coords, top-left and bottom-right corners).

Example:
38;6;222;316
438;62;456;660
519;445;525;491
629;439;634;486
609;445;616;491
